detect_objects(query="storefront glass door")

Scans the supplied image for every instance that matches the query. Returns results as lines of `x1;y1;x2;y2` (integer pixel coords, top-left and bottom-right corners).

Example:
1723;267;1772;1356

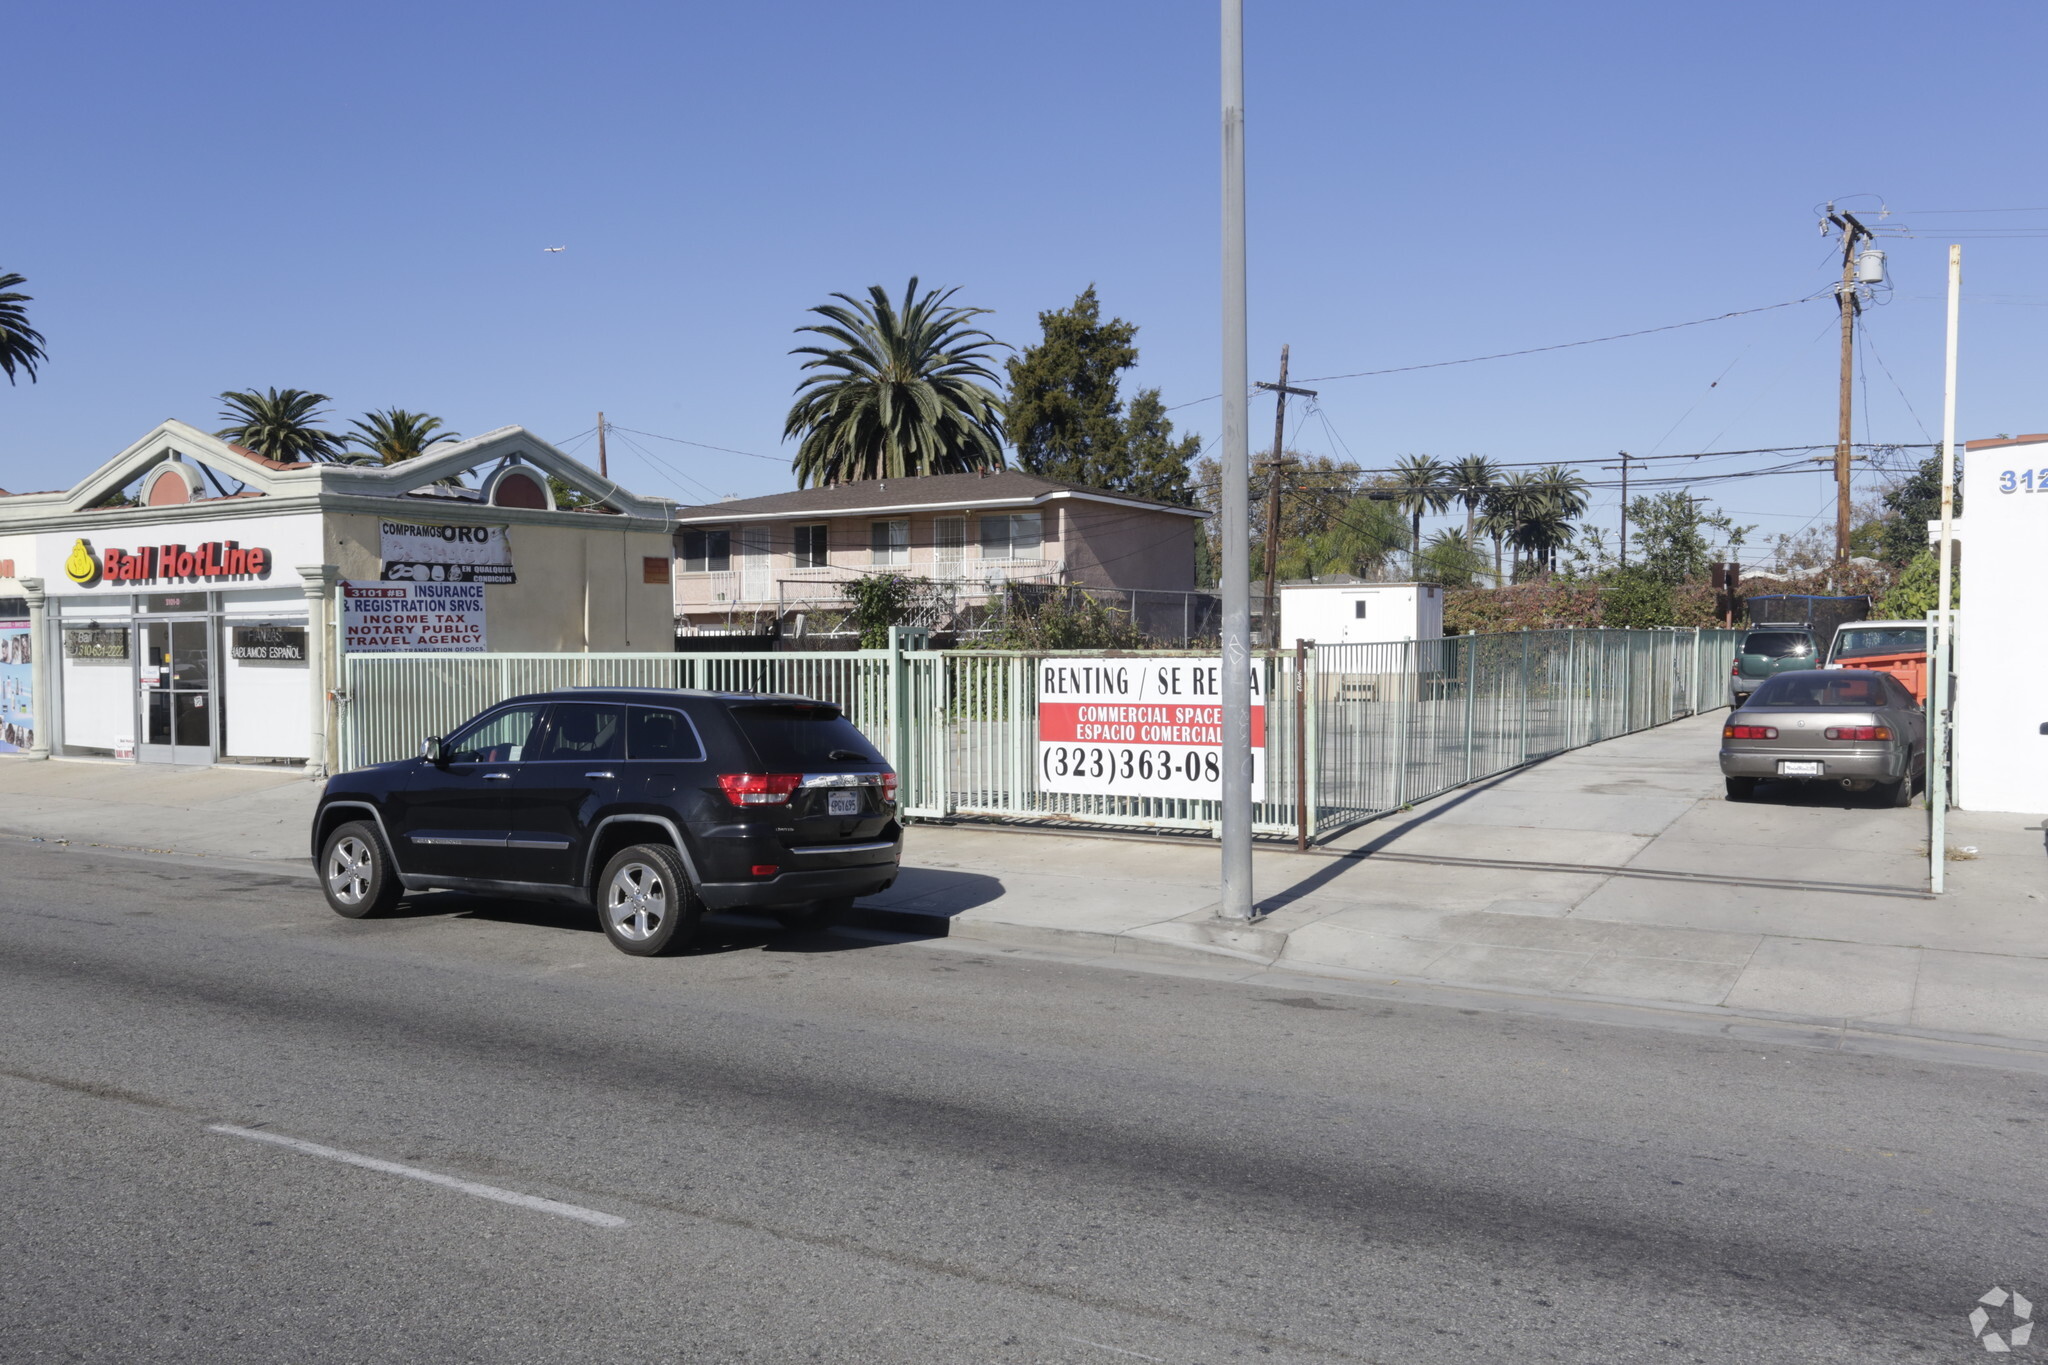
138;619;214;764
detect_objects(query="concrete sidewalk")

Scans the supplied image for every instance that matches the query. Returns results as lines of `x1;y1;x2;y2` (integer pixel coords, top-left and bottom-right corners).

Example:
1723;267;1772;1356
4;720;2045;1051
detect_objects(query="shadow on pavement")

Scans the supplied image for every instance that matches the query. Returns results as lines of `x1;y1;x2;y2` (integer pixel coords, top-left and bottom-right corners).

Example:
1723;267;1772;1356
387;891;923;955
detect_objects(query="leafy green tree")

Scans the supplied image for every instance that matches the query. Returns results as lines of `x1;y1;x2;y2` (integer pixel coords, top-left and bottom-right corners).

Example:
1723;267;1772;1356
1879;451;1961;566
0;271;49;385
1601;566;1677;628
1878;548;1959;618
785;278;1007;487
345;408;461;464
1195;451;1366;578
1448;455;1499;539
1625;491;1751;584
215;388;347;462
1389;454;1452;562
1005;286;1200;503
1273;493;1410;582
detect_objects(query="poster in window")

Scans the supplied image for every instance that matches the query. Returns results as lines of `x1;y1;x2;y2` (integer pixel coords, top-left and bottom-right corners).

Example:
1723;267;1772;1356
341;580;487;652
0;620;33;755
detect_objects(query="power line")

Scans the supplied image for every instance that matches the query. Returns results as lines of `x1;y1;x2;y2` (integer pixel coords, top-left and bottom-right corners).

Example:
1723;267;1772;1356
606;423;785;463
1164;296;1825;411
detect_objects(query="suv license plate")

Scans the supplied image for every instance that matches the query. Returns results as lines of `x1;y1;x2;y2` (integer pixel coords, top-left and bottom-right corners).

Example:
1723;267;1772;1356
1777;760;1823;777
827;790;860;816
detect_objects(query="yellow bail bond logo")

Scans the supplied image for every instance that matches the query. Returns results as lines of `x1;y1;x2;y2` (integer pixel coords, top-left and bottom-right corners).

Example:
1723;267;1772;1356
64;538;101;587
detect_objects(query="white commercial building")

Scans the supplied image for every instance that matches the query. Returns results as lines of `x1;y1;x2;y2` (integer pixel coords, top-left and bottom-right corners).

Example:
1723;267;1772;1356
0;421;677;773
1278;579;1444;648
1951;432;2048;814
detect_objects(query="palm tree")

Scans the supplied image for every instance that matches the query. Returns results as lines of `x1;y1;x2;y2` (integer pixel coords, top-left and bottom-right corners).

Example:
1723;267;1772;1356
1527;464;1590;573
1512;504;1576;576
1448;455;1500;540
0;272;49;385
1389;454;1452;569
346;408;461;464
1415;529;1490;588
216;388;347;462
785;278;1008;487
1479;473;1539;584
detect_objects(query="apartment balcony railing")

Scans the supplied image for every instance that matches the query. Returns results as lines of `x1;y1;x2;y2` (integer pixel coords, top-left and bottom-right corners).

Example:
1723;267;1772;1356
676;558;1062;612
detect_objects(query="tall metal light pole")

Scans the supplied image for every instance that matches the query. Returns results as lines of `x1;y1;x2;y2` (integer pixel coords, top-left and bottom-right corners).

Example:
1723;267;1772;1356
1930;243;1960;893
1218;0;1254;920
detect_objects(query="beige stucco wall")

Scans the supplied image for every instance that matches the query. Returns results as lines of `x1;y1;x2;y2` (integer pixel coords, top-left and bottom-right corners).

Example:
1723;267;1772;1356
1058;502;1199;592
327;512;674;652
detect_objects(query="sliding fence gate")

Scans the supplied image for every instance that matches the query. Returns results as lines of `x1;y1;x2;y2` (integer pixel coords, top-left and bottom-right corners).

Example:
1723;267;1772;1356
339;627;1741;844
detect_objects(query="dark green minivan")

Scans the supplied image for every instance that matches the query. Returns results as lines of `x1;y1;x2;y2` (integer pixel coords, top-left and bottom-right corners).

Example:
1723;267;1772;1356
1730;627;1820;705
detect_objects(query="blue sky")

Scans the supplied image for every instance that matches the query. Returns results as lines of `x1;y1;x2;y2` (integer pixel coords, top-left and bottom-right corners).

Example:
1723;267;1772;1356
8;0;2044;558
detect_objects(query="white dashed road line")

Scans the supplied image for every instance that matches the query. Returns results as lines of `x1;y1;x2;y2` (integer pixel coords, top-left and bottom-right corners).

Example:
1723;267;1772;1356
208;1123;629;1228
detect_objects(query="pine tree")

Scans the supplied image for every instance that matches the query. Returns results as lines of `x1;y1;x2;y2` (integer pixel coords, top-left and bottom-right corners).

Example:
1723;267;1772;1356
1005;286;1200;503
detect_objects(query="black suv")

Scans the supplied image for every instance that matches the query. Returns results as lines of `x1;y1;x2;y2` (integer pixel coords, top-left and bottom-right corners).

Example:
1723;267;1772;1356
310;689;901;955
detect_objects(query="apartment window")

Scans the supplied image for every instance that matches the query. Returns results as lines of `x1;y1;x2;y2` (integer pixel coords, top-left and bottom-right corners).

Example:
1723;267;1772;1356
934;516;965;566
680;529;730;573
979;512;1042;560
793;524;829;569
870;519;909;567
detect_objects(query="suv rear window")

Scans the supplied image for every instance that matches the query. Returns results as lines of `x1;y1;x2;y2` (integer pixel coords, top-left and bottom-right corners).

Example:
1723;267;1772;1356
1741;632;1811;658
1833;626;1925;659
729;703;883;769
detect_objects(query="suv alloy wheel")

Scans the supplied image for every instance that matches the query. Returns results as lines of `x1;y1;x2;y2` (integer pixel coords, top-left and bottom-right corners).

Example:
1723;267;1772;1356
598;842;701;956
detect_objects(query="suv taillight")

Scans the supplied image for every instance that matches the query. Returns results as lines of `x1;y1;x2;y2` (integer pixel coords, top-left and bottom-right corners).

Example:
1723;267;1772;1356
1824;726;1891;741
881;772;898;803
718;773;802;805
1730;662;1740;675
1723;724;1778;739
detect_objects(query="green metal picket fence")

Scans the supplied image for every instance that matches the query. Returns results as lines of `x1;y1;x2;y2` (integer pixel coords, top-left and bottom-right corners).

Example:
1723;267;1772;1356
338;627;1740;843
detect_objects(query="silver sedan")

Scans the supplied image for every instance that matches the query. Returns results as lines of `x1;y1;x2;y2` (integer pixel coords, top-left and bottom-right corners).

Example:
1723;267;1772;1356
1718;668;1926;806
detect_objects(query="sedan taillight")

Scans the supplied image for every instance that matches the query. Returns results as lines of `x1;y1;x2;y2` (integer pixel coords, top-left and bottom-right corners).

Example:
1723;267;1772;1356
1824;726;1892;741
1723;724;1778;739
718;773;803;805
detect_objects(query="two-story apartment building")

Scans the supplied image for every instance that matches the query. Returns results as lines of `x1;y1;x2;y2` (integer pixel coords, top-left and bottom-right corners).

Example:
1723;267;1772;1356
671;470;1208;634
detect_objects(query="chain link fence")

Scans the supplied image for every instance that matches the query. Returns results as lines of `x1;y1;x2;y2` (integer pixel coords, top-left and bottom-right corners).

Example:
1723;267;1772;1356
340;627;1740;843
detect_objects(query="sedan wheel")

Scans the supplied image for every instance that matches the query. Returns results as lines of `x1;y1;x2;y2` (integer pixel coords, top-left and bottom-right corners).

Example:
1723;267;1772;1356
1724;777;1758;802
597;843;699;956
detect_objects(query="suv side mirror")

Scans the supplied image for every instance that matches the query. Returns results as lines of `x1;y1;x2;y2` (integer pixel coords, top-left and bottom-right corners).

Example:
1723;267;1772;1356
421;736;446;764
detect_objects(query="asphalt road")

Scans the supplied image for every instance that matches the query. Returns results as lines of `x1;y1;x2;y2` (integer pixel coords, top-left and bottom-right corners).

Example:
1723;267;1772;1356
1;840;2042;1364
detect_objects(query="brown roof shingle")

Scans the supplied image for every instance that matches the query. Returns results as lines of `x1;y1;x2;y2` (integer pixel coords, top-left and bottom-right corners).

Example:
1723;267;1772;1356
671;469;1204;523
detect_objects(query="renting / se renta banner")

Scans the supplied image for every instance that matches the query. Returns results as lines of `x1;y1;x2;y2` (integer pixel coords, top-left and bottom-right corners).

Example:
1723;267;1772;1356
341;580;488;652
1036;657;1264;800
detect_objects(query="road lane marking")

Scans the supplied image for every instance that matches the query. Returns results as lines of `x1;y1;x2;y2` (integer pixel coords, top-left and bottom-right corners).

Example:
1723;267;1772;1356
207;1124;628;1228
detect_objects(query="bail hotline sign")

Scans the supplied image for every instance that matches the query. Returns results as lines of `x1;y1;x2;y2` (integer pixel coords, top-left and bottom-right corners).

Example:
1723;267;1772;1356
341;580;487;652
1036;659;1264;800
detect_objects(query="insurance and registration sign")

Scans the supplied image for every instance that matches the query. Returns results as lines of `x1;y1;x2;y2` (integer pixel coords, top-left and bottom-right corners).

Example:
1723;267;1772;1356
1036;658;1264;800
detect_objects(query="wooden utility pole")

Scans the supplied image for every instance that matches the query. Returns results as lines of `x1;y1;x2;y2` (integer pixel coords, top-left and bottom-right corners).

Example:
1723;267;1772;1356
1825;208;1873;562
596;411;609;479
1615;451;1635;567
1254;344;1317;645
